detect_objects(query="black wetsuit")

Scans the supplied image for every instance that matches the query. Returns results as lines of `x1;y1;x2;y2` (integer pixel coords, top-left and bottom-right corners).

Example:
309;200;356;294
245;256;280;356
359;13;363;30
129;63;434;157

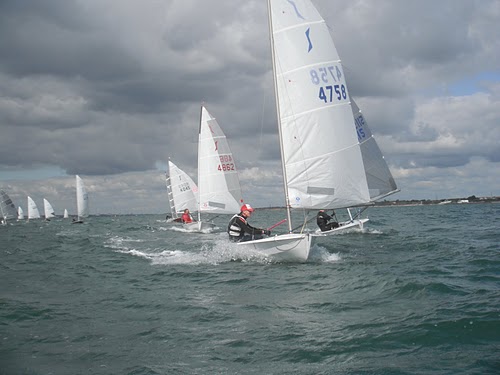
316;211;339;232
228;213;266;242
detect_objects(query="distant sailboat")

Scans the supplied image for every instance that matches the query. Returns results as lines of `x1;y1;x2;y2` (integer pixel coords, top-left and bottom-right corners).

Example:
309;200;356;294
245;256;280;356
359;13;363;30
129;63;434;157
27;196;41;220
43;198;56;220
0;189;17;224
313;98;399;235
166;159;199;222
18;206;24;221
73;175;89;224
63;208;69;219
190;104;244;232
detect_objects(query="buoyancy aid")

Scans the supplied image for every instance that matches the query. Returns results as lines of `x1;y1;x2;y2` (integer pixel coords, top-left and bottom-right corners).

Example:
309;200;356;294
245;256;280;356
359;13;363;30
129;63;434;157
228;213;245;241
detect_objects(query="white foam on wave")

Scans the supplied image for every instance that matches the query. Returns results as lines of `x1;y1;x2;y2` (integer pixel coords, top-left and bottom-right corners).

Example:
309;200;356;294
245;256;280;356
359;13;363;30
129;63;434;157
309;243;342;263
107;232;344;266
157;225;218;234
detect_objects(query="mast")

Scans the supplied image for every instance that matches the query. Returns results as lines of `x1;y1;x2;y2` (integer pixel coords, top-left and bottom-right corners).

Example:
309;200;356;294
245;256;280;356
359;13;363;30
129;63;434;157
267;0;293;233
197;104;203;223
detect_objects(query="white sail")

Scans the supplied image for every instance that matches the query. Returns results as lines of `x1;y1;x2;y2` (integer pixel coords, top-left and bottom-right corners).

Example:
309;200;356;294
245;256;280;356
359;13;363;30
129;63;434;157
63;209;69;219
166;160;199;218
43;198;56;219
351;98;398;202
18;206;24;220
270;0;370;211
76;175;89;220
197;105;243;214
27;196;41;219
0;189;17;223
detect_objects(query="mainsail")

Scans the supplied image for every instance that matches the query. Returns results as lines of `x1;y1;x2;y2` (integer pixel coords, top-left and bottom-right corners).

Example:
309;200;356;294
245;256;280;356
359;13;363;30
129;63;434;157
197;105;243;214
27;196;41;219
18;206;24;220
76;175;89;219
166;160;199;218
270;0;371;211
43;198;56;219
0;189;17;222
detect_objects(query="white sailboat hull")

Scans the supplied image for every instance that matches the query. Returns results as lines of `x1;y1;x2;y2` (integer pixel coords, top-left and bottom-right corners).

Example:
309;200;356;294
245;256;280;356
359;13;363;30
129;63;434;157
237;233;311;262
182;221;216;232
313;218;369;236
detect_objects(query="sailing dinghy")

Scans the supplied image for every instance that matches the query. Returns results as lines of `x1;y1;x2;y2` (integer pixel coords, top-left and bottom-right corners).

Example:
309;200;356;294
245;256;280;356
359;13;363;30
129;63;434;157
237;0;392;261
18;206;25;221
73;175;89;224
0;189;17;224
313;98;399;236
190;104;244;232
166;159;199;223
27;196;41;220
43;198;56;220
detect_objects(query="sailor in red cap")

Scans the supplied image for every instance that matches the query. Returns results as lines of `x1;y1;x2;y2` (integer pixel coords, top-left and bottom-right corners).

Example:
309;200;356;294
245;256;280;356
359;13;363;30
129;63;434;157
227;203;271;242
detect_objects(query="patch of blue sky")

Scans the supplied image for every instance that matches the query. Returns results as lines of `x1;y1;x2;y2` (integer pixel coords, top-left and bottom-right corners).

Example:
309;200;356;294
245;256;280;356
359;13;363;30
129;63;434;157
447;71;500;96
0;166;67;181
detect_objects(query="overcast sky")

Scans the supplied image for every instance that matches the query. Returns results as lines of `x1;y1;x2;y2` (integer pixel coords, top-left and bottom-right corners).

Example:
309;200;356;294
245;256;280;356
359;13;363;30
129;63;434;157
1;0;499;215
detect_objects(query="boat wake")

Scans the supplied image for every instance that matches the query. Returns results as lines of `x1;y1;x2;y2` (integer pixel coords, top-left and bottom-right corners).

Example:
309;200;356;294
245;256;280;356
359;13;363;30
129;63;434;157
105;233;343;265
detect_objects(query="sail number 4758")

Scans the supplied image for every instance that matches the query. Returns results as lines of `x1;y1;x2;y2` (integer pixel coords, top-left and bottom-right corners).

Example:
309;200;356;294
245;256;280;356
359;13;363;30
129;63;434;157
310;66;347;103
318;85;347;103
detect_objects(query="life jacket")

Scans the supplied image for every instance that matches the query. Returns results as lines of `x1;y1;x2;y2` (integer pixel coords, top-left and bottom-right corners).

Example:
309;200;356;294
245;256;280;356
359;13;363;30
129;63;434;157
228;213;246;241
182;213;193;223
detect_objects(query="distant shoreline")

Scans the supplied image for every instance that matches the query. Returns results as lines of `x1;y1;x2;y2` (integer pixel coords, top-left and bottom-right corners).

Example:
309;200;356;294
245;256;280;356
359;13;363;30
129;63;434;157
257;196;500;210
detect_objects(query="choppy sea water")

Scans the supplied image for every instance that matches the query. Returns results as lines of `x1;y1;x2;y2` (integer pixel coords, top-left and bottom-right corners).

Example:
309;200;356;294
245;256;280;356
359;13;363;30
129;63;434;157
1;203;499;374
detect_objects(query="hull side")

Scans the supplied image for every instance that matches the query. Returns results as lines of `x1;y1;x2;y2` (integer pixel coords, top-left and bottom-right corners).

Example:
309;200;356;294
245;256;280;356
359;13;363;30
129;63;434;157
236;233;311;262
182;221;216;232
313;218;369;236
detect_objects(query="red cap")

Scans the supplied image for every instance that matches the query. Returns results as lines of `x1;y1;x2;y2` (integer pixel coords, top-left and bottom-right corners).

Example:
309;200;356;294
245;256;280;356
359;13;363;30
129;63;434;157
240;204;254;212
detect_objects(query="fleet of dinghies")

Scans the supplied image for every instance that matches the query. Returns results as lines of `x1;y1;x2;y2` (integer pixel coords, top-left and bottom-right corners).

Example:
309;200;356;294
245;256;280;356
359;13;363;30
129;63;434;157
162;0;398;262
0;175;90;223
3;1;399;263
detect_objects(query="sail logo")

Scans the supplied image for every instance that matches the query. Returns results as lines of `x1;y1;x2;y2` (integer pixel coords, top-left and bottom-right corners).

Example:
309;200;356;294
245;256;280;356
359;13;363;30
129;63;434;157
305;28;313;52
287;0;305;20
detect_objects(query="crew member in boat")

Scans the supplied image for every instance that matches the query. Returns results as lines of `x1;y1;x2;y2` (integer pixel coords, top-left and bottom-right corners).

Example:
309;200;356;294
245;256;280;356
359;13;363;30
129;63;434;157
228;204;271;242
181;209;194;224
316;210;339;232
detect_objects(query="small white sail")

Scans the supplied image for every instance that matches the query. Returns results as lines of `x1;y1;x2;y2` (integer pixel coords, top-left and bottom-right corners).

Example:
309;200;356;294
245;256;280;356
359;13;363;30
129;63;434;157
166;160;199;219
0;189;17;223
76;175;89;221
18;206;24;220
197;105;243;214
352;98;398;202
43;198;56;219
27;196;41;219
63;209;69;219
